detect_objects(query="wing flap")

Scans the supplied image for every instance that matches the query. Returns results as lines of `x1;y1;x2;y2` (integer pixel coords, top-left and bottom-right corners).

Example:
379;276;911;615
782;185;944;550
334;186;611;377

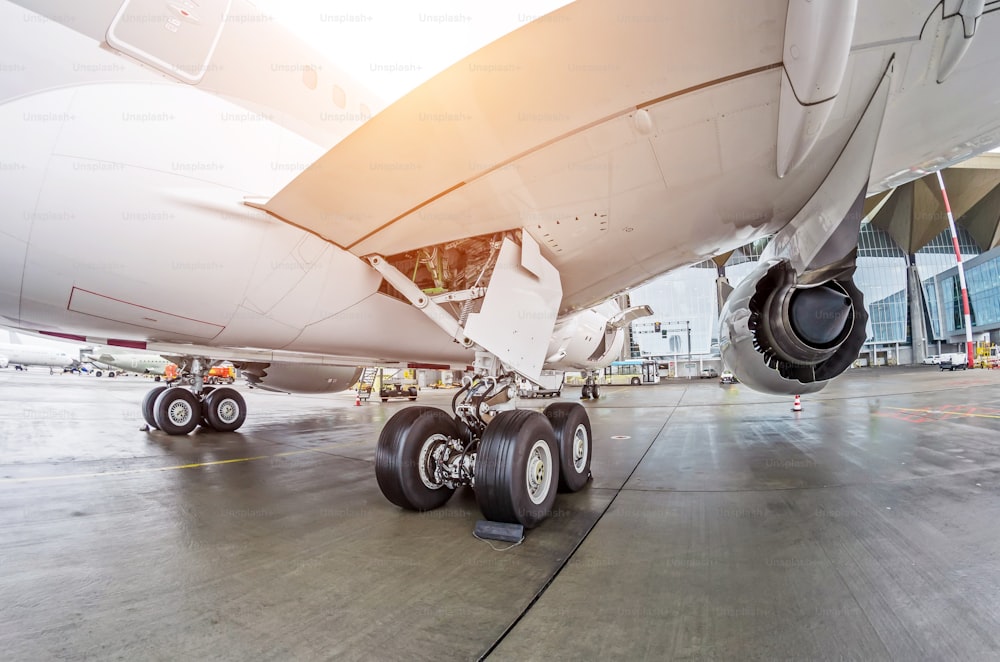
262;0;787;256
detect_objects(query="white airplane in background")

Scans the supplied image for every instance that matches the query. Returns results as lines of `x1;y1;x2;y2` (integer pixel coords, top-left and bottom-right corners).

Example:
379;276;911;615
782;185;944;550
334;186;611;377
3;0;1000;529
0;341;76;372
84;350;173;379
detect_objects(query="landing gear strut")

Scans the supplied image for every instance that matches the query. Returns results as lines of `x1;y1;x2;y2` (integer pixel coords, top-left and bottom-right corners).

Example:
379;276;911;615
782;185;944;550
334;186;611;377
367;233;584;528
141;357;246;435
374;363;593;528
580;371;600;400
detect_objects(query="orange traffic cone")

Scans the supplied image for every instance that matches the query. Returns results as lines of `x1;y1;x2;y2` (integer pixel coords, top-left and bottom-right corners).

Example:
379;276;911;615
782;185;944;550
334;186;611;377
355;393;362;406
792;394;802;412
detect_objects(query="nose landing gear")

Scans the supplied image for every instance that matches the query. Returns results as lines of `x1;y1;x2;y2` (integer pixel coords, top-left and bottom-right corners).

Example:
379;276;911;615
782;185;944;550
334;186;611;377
140;357;246;434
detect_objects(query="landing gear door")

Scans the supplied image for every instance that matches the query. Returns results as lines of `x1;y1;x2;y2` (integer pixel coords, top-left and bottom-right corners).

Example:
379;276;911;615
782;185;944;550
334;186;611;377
464;234;562;380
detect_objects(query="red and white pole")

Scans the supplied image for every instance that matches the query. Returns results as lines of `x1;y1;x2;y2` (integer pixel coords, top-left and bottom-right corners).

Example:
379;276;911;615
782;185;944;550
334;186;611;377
935;170;974;368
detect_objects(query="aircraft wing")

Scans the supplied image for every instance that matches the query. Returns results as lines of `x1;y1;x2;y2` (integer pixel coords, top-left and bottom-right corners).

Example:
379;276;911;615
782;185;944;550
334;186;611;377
261;0;788;265
262;0;984;315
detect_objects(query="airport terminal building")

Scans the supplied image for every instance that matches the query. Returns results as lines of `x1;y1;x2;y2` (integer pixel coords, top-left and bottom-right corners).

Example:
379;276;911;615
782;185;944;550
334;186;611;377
629;155;1000;373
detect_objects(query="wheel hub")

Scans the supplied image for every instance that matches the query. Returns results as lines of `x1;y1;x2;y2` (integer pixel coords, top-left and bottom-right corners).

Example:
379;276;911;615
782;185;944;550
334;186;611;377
168;400;193;426
217;398;239;424
418;434;449;490
573;424;588;472
525;440;552;505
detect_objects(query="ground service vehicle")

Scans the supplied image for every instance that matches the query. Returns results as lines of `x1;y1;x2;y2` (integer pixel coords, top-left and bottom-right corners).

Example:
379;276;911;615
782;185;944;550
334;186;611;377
939;353;968;371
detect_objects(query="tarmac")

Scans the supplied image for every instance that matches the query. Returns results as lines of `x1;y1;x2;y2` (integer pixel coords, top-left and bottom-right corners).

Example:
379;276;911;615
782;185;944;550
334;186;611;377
3;366;1000;660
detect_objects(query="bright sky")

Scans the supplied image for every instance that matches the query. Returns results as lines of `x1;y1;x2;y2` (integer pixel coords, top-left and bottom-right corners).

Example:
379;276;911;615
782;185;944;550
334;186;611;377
253;0;573;103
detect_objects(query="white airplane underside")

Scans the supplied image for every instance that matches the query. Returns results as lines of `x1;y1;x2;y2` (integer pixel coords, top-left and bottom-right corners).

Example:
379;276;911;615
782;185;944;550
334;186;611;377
2;0;1000;527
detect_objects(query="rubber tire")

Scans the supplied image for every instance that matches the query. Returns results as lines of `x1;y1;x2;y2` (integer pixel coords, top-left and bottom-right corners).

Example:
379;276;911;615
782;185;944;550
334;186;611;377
592;385;600;399
376;407;457;511
153;388;201;435
630;377;640;385
108;371;116;378
581;385;592;399
475;410;560;528
203;387;247;432
544;403;592;493
95;370;102;377
141;385;168;429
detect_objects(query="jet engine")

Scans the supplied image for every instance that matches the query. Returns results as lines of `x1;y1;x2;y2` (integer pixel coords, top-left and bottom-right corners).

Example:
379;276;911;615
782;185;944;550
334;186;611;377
239;362;363;394
543;301;653;372
719;258;867;395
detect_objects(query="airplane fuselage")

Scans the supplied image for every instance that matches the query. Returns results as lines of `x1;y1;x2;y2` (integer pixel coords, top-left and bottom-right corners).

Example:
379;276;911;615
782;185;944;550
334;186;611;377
87;353;172;376
2;0;1000;370
0;342;74;369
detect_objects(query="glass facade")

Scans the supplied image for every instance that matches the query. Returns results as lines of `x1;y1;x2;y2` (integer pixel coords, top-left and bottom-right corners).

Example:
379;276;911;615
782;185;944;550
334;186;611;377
923;278;941;339
917;226;980;340
627;224;993;360
629;261;718;359
915;226;980;280
855;224;908;343
930;245;1000;337
967;259;1000;328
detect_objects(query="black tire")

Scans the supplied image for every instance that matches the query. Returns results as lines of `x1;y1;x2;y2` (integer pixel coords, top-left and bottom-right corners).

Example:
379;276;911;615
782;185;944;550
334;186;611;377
108;371;116;378
475;410;559;528
375;407;457;511
154;375;161;382
544;403;592;493
141;386;168;429
153;388;201;435
202;387;246;432
592;385;600;399
581;385;592;399
95;370;102;377
630;376;640;385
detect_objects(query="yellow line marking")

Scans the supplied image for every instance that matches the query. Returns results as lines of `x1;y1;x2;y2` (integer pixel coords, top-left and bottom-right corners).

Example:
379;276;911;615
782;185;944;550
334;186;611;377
885;406;1000;420
1;443;349;483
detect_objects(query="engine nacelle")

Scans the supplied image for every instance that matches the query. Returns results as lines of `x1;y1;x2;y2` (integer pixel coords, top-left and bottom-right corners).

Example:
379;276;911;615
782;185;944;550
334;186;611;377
240;362;362;394
719;259;867;395
543;301;626;372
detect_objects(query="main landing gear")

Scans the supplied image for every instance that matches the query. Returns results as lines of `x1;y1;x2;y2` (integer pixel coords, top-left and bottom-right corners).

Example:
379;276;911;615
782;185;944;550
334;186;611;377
140;358;246;435
375;372;593;528
580;371;601;400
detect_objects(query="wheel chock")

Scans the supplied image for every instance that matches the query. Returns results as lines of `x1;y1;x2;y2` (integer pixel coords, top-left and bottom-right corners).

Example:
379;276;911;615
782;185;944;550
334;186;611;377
474;519;525;544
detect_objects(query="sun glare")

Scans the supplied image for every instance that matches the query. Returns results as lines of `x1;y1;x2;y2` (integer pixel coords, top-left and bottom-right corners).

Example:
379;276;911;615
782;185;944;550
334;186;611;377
252;0;574;103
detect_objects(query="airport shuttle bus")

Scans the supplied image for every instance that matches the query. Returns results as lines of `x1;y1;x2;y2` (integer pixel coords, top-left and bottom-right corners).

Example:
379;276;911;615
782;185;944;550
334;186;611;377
602;359;660;386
